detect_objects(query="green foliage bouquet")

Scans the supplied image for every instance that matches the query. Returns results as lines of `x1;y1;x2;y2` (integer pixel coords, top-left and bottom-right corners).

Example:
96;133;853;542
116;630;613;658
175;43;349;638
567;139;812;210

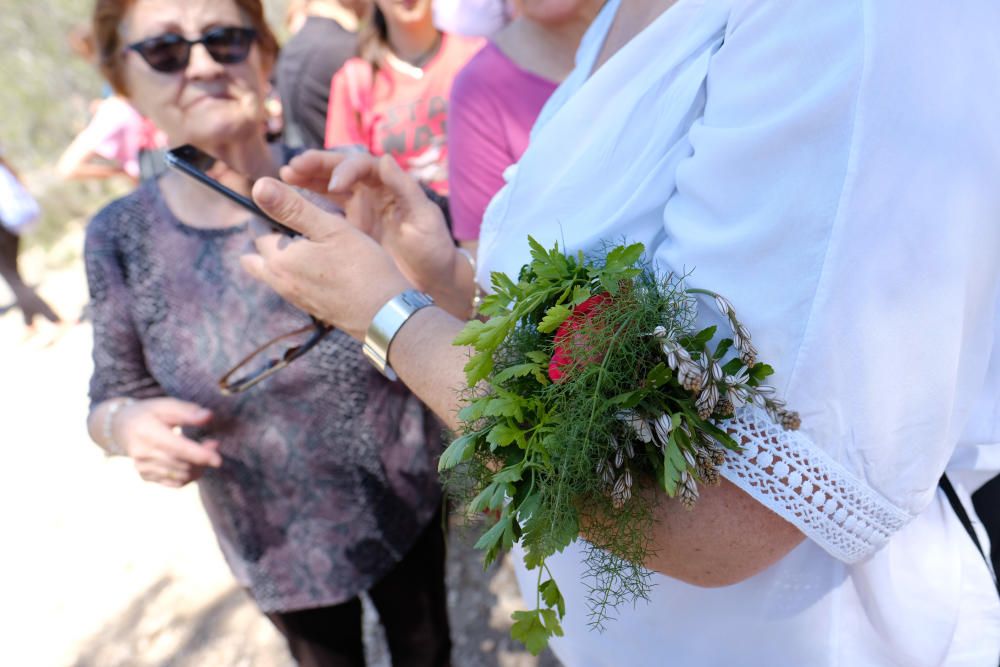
441;238;800;654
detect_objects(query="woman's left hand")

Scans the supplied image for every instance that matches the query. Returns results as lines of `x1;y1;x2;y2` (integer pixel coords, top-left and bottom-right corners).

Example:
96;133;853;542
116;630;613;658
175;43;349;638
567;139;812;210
241;177;414;341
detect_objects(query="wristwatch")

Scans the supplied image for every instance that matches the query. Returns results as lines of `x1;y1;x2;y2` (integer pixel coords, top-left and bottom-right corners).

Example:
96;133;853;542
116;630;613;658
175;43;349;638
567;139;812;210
362;289;435;381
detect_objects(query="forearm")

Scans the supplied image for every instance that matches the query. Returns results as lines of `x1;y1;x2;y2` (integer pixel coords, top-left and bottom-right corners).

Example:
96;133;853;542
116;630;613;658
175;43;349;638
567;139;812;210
641;478;804;586
419;249;478;321
386;306;470;431
87;397;133;455
389;306;805;585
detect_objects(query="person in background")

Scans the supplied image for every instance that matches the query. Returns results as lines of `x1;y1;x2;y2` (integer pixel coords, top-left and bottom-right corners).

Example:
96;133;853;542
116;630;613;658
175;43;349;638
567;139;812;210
447;0;602;253
84;1;449;664
276;0;370;150
433;0;513;37
324;0;482;195
0;152;61;329
58;23;166;183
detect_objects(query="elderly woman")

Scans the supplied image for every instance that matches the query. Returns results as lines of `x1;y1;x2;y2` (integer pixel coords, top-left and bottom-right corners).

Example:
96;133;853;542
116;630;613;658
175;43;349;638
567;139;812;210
242;0;1000;665
83;1;449;665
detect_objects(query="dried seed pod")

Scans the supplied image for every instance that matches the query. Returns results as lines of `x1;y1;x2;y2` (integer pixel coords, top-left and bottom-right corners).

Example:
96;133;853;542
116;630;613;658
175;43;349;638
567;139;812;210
603;464;616;486
617;410;653;443
780;410;802;431
653;414;672;447
711;445;726;466
699;462;721;486
683;449;696;469
696;382;720;419
678;360;703;393
714;294;734;316
714;396;735;418
678;472;699;510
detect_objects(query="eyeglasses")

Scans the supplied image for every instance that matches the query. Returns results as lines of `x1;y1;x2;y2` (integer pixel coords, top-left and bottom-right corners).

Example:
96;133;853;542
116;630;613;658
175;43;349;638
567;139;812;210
219;317;333;394
125;26;257;74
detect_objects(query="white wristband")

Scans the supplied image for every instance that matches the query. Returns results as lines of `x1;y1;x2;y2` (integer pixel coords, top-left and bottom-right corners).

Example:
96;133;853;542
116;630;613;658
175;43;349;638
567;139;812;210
362;289;434;381
103;397;135;456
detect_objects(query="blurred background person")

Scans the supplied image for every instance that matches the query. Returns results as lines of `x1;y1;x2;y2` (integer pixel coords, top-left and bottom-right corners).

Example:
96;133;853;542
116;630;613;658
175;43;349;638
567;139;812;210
447;0;602;253
276;0;370;150
84;1;449;665
433;0;513;38
324;0;482;195
0;150;61;329
57;22;166;183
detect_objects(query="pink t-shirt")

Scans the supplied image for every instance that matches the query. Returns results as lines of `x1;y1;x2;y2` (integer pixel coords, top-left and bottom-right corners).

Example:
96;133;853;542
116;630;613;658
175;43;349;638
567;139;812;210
76;97;158;179
448;42;558;241
325;34;484;195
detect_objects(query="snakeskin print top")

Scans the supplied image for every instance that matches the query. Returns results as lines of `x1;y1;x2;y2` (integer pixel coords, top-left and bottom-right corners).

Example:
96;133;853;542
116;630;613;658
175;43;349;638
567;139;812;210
85;179;443;612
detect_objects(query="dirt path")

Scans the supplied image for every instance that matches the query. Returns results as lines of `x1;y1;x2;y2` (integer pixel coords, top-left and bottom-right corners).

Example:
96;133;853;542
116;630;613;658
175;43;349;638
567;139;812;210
0;231;559;666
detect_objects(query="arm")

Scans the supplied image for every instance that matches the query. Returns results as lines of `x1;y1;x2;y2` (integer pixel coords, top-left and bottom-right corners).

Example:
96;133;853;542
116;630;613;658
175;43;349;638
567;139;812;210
240;176;804;586
324;62;370;150
57;101;135;182
84;204;221;485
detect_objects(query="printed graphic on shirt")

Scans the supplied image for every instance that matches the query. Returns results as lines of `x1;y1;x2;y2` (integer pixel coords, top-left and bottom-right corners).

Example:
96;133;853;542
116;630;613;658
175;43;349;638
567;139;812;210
374;95;449;190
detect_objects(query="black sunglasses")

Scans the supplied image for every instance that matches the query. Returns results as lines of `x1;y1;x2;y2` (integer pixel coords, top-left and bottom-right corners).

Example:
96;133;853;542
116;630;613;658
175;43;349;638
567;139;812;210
126;26;257;74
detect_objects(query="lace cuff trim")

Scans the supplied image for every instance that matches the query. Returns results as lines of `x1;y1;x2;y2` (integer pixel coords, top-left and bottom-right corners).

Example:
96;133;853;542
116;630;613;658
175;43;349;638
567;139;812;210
720;405;912;563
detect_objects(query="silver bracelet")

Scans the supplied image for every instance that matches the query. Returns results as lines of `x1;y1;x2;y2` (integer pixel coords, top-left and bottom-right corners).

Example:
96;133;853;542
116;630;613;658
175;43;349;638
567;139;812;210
455;248;483;318
102;397;135;456
362;289;435;381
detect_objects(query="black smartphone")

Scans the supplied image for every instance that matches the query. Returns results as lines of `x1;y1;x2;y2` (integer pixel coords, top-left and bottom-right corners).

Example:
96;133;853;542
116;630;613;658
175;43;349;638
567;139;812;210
164;144;297;236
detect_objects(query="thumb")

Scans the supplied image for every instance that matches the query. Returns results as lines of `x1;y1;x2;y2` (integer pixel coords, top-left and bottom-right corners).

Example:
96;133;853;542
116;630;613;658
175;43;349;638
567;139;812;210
252;177;345;241
151;398;213;426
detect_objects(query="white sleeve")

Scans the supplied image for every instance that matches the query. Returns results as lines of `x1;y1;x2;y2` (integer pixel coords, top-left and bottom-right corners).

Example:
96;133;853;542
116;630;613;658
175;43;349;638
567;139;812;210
655;0;1000;562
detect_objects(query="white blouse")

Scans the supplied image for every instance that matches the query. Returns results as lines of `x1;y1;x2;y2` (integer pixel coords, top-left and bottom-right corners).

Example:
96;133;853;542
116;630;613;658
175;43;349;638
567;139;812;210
477;1;1000;665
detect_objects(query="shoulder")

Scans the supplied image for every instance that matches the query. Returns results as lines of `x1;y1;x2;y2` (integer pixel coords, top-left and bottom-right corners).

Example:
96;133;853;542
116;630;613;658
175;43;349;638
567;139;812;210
440;33;486;65
86;183;156;251
451;43;504;100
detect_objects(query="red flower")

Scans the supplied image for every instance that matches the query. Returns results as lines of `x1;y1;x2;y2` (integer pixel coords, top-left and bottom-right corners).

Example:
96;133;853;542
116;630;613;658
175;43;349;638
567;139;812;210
548;293;612;382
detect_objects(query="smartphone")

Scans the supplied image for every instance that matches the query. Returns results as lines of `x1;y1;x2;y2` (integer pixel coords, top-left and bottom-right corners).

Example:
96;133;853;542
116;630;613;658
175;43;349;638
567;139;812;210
164;144;297;236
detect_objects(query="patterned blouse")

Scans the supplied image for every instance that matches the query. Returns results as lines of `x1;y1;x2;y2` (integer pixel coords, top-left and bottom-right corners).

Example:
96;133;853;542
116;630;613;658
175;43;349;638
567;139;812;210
85;180;443;612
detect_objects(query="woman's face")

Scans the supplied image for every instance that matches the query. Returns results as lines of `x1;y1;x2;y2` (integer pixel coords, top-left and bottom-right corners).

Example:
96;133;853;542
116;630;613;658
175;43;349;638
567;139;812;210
373;0;433;29
120;0;272;148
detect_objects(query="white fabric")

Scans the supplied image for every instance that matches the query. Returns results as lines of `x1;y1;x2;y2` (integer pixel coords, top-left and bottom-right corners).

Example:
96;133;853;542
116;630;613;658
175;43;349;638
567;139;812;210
0;165;40;235
479;0;1000;664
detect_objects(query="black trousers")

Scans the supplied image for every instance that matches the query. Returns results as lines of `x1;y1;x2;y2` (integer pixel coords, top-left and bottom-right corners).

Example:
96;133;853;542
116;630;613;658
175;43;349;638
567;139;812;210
266;512;451;667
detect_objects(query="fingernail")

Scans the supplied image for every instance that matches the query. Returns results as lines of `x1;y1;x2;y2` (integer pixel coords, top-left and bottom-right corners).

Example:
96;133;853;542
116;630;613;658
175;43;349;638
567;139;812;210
255;179;280;207
327;173;341;191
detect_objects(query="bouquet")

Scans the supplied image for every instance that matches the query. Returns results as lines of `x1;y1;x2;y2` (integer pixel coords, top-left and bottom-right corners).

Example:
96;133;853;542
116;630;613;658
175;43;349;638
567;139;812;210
440;238;799;654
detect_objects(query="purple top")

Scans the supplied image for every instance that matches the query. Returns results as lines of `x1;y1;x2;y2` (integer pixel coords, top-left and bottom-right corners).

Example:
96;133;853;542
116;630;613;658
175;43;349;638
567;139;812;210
85;180;442;613
448;42;558;241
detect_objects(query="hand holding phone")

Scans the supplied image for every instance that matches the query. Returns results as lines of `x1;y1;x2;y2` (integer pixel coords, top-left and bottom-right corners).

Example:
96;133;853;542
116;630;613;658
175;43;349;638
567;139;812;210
164;144;297;236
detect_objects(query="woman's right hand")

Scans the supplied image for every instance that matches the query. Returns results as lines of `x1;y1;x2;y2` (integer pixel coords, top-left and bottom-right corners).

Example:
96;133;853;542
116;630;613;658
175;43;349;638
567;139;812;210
112;398;222;488
280;150;457;293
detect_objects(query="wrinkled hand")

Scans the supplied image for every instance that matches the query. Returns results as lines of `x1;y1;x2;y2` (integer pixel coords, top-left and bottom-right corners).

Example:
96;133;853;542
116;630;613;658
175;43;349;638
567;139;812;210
280;151;456;292
113;398;222;488
241;177;414;340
